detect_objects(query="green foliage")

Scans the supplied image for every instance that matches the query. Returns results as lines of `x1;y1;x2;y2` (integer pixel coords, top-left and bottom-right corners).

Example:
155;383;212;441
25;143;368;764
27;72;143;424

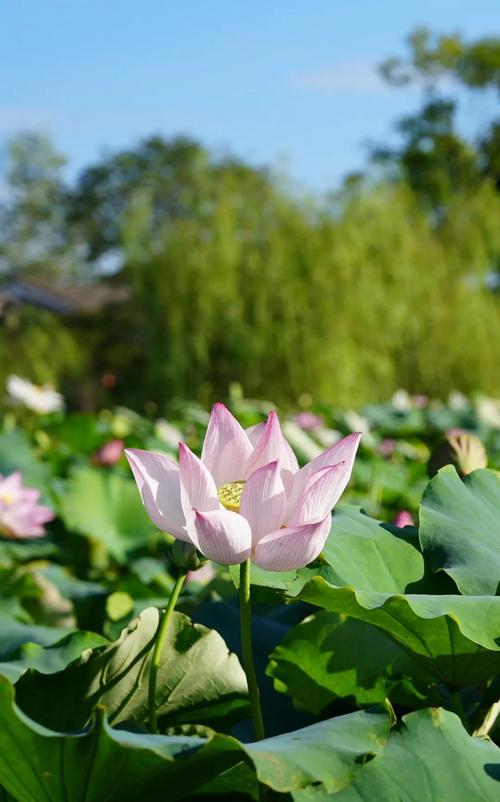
0;306;85;393
420;466;500;595
0;399;500;797
120;179;500;408
0;674;395;802
267;611;437;713
375;28;500;204
2;65;500;410
0;629;107;683
237;503;500;689
299;708;500;802
380;27;500;90
57;467;158;561
0;430;51;495
15;608;248;732
0;676;242;802
0;133;86;280
295;581;500;688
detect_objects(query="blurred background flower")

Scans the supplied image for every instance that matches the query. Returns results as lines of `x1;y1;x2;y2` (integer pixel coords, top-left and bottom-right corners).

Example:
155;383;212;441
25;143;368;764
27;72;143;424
7;375;64;415
0;471;54;538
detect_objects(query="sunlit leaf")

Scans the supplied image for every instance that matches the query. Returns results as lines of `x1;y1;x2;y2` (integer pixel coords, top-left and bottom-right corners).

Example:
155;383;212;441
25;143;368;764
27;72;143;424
420;466;500;595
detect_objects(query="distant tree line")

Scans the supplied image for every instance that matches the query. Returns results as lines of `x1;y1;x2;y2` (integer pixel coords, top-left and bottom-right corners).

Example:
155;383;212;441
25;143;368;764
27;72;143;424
0;28;499;411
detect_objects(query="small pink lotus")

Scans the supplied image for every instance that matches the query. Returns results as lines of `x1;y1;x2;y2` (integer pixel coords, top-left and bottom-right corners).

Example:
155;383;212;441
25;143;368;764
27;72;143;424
0;472;54;539
126;404;360;571
92;439;124;467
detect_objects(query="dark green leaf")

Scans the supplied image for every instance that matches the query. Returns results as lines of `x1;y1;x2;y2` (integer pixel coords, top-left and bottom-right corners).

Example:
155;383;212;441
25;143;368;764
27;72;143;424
0;613;73;660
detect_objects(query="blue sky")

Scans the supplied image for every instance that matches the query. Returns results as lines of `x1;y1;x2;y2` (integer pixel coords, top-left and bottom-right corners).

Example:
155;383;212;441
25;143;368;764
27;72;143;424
1;1;499;191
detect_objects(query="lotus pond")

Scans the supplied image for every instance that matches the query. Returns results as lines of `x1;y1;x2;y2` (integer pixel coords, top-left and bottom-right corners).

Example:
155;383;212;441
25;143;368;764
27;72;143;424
1;388;500;801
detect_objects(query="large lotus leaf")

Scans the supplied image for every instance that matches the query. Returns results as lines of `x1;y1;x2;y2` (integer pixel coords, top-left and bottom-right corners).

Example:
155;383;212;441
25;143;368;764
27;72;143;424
244;705;392;794
193;594;315;740
419;466;500;595
320;506;424;592
0;676;393;802
57;467;157;560
294;708;500;801
0;613;76;660
15;607;249;731
0;629;108;683
292;579;500;688
267;611;438;714
0;676;242;802
185;706;393;800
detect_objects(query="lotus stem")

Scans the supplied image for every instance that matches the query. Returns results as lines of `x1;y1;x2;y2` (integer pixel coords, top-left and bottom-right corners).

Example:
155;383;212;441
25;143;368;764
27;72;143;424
239;558;265;741
449;690;469;731
148;569;187;733
474;700;500;737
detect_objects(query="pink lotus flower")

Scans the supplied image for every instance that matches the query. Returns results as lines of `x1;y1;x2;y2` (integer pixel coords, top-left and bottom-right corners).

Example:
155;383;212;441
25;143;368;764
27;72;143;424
92;439;124;467
126;404;360;571
0;472;54;539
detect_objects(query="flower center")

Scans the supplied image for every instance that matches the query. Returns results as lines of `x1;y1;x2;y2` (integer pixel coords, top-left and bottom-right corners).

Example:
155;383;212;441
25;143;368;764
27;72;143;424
0;493;13;506
217;481;245;512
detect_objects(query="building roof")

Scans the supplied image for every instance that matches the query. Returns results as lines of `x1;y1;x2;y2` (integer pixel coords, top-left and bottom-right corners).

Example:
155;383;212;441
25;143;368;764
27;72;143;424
0;278;130;316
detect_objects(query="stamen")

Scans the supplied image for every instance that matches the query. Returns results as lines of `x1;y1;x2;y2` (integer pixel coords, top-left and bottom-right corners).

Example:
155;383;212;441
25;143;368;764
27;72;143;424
217;481;245;512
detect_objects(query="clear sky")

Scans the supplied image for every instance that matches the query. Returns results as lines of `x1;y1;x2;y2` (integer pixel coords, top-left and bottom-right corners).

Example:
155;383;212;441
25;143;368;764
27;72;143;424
1;1;499;191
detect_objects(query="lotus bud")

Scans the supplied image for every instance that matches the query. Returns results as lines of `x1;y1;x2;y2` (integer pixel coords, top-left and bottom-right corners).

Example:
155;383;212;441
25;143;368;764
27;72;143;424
170;540;206;571
187;562;216;584
428;429;487;478
394;510;415;528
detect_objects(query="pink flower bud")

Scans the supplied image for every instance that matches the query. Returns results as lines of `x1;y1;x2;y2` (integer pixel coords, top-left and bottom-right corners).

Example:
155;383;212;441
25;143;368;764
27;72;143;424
92;439;124;467
394;510;415;528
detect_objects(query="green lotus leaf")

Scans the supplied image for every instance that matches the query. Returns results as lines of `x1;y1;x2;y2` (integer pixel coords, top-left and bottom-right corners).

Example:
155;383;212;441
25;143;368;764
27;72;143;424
291;579;500;688
267;610;438;714
0;629;108;683
0;675;393;802
294;708;500;801
419;466;500;595
0;676;241;802
15;607;249;732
